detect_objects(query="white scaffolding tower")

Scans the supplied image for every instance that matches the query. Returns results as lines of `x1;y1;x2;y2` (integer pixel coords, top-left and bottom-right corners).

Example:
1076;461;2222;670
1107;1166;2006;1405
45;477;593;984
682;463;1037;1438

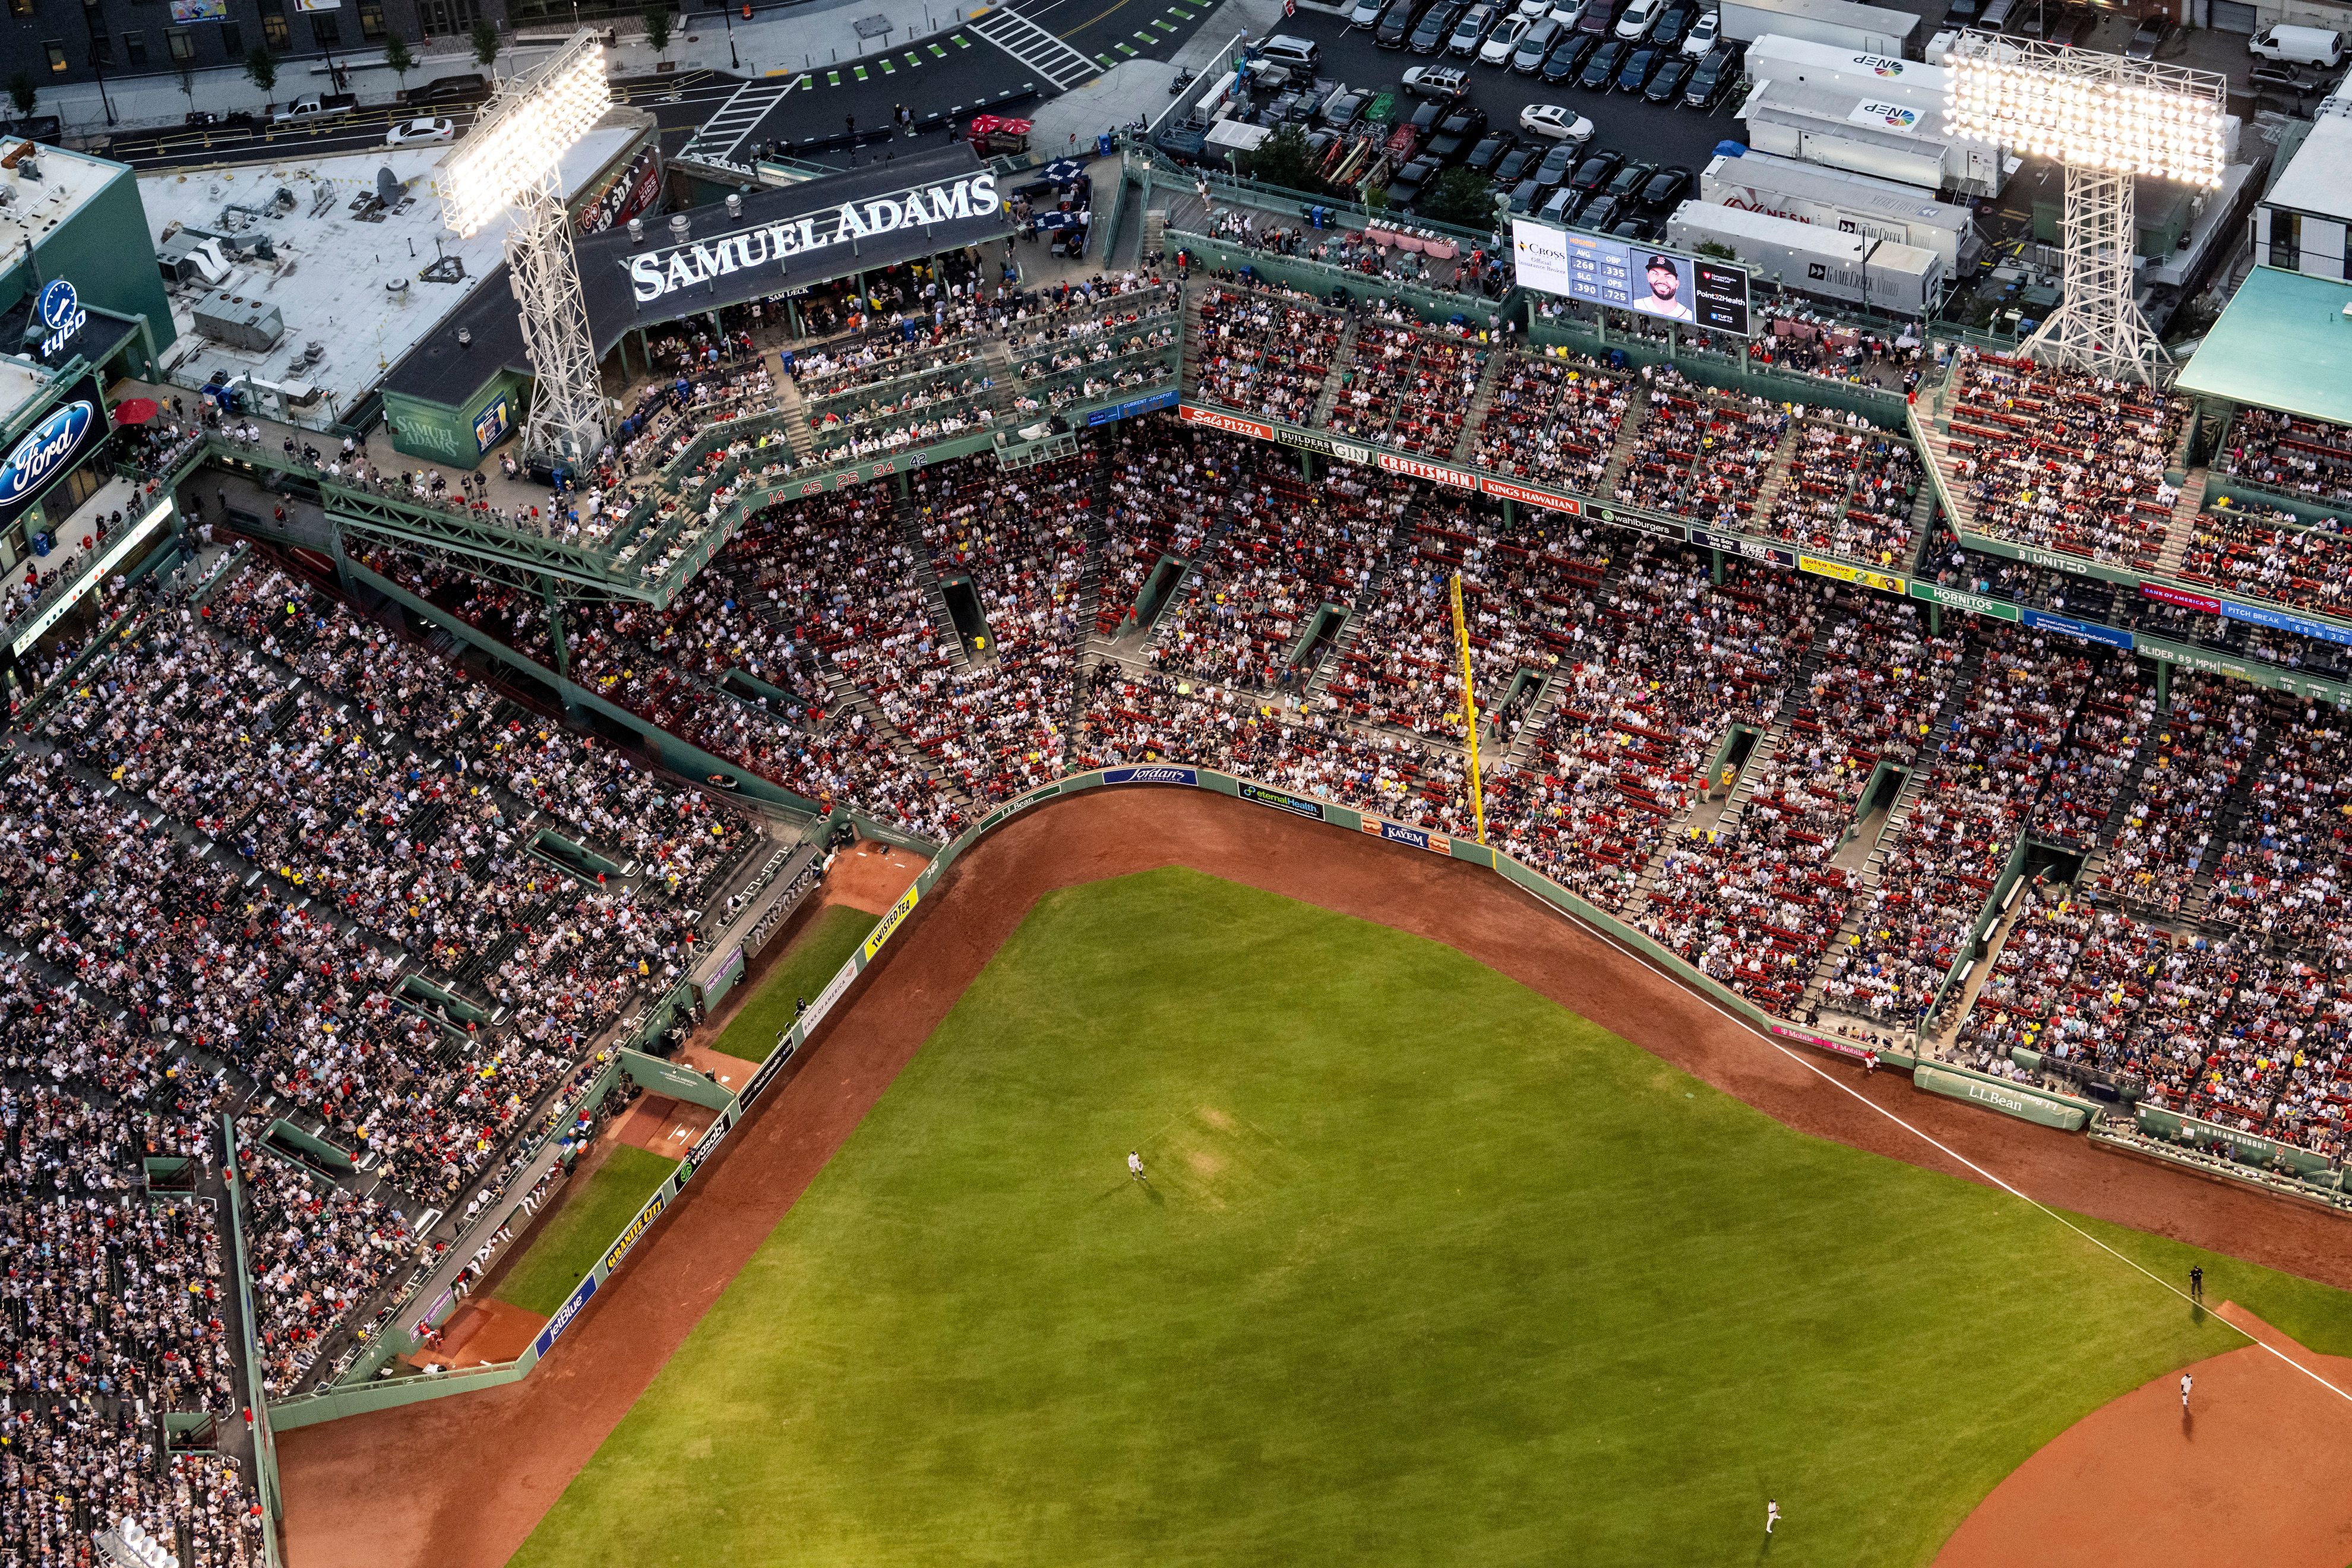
1945;34;2227;386
441;31;614;475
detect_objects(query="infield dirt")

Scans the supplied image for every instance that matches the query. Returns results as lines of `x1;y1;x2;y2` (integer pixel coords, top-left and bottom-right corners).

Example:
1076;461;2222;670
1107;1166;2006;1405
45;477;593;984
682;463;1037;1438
276;786;2352;1568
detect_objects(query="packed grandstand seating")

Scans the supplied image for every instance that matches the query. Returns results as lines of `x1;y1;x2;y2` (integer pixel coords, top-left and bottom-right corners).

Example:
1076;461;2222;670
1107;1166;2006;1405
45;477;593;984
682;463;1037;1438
1469;349;1632;492
40;283;2352;1563
2180;500;2352;618
2214;406;2352;506
1940;352;2189;571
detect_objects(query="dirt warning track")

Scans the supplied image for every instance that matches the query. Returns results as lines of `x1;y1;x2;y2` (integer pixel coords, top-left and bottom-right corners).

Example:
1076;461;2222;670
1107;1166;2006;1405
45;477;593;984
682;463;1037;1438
277;786;2352;1568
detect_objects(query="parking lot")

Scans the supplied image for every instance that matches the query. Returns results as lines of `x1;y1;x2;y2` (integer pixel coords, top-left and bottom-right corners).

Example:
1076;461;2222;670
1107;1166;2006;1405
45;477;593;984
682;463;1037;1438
1277;2;1751;220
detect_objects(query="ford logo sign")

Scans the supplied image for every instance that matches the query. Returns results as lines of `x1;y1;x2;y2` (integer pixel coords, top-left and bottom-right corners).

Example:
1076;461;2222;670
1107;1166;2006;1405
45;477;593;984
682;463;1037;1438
0;401;95;507
36;280;77;333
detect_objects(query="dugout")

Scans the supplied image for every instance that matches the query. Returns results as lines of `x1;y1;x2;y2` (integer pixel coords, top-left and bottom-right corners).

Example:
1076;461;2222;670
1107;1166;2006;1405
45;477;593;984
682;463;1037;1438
380;144;1022;466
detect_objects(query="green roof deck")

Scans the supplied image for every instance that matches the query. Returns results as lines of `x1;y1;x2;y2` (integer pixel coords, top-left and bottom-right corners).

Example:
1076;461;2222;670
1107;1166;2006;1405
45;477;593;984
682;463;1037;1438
2176;265;2352;427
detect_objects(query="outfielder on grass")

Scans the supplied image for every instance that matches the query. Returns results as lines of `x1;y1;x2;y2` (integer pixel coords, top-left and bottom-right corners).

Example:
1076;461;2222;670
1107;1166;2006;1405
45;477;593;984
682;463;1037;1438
1128;1150;1146;1182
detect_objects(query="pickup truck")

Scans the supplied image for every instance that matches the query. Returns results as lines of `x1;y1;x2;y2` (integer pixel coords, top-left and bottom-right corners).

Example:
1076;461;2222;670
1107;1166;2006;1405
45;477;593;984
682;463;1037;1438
271;93;358;126
1401;64;1471;97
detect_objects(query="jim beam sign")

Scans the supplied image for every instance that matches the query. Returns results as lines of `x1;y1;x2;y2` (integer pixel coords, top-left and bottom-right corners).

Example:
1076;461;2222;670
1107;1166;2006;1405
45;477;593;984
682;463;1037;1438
627;173;1002;302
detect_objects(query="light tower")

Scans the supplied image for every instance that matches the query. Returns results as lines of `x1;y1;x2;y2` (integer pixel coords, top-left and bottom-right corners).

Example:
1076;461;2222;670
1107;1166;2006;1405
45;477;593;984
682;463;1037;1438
441;31;614;475
1943;34;2226;384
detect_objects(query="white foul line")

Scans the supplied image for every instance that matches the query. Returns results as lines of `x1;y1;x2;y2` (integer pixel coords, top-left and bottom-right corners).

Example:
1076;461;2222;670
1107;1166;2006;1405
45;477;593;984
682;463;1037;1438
1523;886;2352;1411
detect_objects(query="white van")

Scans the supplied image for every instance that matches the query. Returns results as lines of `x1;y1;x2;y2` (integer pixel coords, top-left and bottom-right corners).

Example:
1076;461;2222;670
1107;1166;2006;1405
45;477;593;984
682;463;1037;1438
2249;24;2342;66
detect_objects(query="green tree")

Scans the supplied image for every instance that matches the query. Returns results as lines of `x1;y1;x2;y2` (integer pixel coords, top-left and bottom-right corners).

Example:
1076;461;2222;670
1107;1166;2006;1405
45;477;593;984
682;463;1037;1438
244;47;279;99
643;6;675;63
383;33;415;96
1419;165;1499;229
470;17;501;72
5;75;34;119
1241;123;1323;194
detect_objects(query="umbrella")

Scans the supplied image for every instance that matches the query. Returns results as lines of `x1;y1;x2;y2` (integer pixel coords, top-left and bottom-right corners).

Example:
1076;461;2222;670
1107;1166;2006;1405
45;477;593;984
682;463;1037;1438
110;397;160;426
1034;210;1081;230
1042;158;1085;182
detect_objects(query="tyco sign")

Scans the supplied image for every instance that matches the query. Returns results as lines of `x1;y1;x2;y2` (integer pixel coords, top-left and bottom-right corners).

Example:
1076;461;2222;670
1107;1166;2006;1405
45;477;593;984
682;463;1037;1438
626;173;1001;302
36;280;87;358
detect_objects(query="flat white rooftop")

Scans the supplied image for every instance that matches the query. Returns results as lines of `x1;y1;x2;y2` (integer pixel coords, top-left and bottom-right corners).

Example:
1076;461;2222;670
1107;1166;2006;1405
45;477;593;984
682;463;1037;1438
139;122;641;426
0;355;58;426
0;141;119;261
2265;103;2352;223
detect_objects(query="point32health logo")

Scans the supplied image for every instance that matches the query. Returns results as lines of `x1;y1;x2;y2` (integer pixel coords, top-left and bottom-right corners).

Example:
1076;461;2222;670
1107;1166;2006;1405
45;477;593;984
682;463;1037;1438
0;398;96;508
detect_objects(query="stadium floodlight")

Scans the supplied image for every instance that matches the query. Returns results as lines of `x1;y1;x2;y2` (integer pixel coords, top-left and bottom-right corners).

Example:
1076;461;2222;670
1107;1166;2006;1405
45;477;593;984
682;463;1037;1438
441;30;612;475
1942;33;2227;383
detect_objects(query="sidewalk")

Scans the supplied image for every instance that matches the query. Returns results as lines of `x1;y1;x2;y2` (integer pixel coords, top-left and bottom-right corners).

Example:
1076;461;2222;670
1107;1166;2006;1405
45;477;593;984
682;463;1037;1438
36;0;998;139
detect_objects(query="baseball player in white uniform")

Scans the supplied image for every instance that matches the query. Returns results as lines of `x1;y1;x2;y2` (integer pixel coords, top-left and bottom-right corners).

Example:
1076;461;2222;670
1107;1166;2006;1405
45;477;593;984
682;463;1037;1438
1766;1500;1780;1535
1128;1149;1146;1182
2180;1373;2193;1409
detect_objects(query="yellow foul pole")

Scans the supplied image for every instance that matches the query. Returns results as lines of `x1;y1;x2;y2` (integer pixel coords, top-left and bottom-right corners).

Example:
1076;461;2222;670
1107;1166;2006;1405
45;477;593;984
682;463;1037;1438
1449;571;1487;846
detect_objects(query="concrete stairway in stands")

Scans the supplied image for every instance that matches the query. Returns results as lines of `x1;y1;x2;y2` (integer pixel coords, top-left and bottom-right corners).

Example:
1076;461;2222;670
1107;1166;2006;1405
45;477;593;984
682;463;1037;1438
1597;385;1654;497
1449;349;1512;467
1309;315;1362;428
898;494;970;672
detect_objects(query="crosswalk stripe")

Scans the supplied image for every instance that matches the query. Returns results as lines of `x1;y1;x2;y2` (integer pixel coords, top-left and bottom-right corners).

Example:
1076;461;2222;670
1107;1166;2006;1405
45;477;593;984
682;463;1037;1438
966;4;1099;89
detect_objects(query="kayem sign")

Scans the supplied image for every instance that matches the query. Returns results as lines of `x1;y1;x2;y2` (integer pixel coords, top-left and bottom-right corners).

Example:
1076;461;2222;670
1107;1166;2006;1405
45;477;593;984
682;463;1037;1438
627;173;1001;302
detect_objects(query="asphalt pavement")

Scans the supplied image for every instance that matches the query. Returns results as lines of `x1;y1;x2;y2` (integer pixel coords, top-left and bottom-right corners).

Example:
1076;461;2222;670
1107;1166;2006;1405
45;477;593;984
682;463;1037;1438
98;69;738;170
1282;7;1743;202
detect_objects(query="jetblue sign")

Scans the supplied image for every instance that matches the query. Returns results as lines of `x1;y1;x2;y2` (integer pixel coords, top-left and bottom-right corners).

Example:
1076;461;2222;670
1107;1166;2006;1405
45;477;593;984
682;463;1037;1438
625;173;1001;303
0;380;103;525
36;279;86;359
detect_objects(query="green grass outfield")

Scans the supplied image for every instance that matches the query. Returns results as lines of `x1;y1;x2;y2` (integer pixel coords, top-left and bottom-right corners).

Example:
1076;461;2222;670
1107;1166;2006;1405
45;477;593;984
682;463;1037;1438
709;903;881;1064
510;868;2352;1567
495;1145;679;1319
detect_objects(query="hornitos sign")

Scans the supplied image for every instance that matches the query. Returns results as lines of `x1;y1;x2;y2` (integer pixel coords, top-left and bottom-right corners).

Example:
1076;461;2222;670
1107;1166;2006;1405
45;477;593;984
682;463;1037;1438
627;173;1001;302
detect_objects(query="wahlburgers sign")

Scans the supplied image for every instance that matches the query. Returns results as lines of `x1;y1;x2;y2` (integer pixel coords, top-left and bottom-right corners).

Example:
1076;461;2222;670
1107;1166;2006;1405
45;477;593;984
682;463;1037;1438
627;173;1003;302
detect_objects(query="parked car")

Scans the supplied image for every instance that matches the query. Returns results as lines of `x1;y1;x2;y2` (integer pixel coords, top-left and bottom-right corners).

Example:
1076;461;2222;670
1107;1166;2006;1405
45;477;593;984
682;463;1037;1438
1409;0;1468;52
1942;0;1982;25
1351;0;1392;26
1577;192;1627;230
1465;131;1516;174
1683;43;1741;109
2251;62;2315;99
1580;36;1631;87
1448;4;1503;54
1549;0;1589;24
1535;139;1583;186
1408;96;1449;138
1389;152;1444;207
1513;18;1565;68
1378;0;1433;45
384;116;456;147
1614;42;1665;90
2123;14;2171;59
1604;157;1656;202
1645;55;1695;101
1494;140;1543;182
406;73;486;105
1648;1;1696;46
1543;31;1601;81
1505;176;1551;214
1519;102;1598;140
1614;0;1660;38
1402;64;1474;96
1539;185;1582;223
1640;163;1693;208
1680;8;1719;54
1323;87;1374;128
1611;214;1656;240
1576;0;1621;31
1481;15;1534;62
1567;148;1623;191
1430;104;1490;157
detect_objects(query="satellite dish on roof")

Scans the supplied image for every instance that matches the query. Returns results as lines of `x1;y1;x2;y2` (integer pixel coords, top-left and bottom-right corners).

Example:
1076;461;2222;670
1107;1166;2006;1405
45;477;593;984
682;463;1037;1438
377;166;406;205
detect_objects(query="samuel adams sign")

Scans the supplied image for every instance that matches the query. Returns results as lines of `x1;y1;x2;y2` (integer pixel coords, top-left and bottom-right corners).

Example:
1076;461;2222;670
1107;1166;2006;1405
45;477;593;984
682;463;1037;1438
627;172;1002;304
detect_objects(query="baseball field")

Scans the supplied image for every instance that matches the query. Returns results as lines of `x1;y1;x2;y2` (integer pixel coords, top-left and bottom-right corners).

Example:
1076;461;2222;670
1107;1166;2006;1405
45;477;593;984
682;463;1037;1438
497;864;2352;1568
